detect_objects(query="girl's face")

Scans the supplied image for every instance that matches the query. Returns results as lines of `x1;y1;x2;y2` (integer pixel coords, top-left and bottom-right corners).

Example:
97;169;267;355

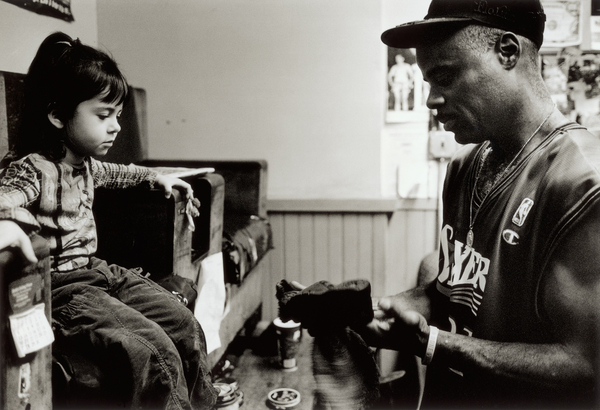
63;93;123;164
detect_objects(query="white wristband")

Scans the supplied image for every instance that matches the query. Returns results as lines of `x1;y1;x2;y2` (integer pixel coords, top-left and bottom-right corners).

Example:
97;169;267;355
422;325;439;365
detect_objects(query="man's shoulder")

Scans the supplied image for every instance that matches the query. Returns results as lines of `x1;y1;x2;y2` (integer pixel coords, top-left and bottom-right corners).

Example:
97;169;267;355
547;125;600;175
536;125;600;211
557;122;600;143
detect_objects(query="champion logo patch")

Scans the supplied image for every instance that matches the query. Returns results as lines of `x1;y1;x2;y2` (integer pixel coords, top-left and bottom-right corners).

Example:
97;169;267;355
503;229;520;245
512;198;534;227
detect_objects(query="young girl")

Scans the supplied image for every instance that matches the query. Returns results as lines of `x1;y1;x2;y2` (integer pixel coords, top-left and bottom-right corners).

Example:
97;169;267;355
0;32;217;409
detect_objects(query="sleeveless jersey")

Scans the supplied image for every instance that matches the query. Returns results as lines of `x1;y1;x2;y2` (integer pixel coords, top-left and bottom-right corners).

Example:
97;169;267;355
424;123;600;407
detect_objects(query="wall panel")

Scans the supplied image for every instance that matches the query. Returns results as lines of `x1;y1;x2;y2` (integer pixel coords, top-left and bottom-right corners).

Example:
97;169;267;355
264;200;438;321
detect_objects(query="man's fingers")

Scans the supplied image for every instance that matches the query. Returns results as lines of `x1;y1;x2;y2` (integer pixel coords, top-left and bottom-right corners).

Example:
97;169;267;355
396;309;422;327
378;297;422;326
290;280;307;290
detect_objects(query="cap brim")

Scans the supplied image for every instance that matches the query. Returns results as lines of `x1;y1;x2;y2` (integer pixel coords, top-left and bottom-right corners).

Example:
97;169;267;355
381;17;472;48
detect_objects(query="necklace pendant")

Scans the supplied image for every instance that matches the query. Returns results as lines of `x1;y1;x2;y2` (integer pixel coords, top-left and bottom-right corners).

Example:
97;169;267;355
467;229;474;247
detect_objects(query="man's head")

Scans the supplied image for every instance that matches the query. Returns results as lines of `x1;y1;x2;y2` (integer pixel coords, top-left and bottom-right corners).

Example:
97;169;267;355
383;0;549;145
381;0;546;50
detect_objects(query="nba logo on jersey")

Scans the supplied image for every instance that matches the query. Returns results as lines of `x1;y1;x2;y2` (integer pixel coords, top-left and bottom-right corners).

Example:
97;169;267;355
512;198;534;227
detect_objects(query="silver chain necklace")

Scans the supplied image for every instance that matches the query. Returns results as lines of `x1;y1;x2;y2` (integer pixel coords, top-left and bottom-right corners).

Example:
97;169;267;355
466;104;555;248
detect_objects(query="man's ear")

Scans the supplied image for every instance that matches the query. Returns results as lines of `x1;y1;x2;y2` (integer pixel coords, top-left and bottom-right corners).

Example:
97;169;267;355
495;32;520;70
47;108;65;129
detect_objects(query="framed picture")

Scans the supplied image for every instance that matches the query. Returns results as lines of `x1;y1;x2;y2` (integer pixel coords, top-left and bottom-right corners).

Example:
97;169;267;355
386;47;429;123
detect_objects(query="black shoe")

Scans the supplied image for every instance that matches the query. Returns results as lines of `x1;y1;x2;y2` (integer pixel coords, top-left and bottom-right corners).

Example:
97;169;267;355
276;279;373;335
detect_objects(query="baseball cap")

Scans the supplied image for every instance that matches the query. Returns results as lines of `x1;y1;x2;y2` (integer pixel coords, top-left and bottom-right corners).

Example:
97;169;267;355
381;0;546;49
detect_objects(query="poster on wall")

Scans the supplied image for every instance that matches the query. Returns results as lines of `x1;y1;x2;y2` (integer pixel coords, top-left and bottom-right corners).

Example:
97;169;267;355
542;0;582;47
2;0;74;22
386;47;429;123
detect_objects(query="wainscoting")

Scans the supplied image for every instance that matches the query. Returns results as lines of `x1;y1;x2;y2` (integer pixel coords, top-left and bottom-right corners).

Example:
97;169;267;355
261;198;439;321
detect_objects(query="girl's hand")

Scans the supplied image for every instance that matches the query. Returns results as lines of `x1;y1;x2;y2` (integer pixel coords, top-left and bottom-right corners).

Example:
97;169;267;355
0;220;38;264
155;175;194;201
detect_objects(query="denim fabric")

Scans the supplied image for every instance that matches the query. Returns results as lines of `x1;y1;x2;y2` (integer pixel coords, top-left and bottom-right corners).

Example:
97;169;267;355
51;258;217;409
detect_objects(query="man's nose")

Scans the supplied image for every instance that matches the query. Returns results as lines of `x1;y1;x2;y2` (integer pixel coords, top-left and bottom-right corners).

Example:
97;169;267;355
426;87;444;110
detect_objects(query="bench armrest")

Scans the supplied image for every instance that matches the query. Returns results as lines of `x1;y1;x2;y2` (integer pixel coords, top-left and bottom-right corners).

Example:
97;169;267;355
93;172;224;284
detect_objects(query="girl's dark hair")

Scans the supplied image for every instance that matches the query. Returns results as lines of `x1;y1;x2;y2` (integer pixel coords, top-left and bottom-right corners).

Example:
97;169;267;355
13;32;129;161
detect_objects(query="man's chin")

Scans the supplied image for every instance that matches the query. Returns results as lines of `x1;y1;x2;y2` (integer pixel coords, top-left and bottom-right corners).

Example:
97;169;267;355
452;131;479;146
453;134;469;145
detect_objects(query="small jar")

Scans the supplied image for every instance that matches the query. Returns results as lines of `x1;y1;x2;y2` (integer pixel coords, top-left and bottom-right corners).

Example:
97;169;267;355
267;388;301;409
214;382;241;409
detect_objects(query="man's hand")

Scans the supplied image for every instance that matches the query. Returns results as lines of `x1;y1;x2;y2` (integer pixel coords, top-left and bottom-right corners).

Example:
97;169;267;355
360;296;430;356
0;220;37;264
288;280;306;291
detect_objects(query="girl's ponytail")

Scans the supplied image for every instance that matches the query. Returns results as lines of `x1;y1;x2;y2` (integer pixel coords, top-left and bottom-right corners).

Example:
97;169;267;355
10;32;128;162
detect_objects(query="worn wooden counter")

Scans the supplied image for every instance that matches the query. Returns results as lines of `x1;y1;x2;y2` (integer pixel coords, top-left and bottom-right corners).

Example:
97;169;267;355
229;329;315;409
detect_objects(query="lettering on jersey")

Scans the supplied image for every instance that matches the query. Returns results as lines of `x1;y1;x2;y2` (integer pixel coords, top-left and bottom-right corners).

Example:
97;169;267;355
512;198;534;227
502;229;519;245
438;224;489;316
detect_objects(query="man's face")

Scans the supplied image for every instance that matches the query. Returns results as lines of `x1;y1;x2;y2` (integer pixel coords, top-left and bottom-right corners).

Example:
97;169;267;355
416;31;503;145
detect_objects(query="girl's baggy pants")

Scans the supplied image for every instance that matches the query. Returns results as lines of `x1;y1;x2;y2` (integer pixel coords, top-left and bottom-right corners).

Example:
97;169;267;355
51;258;217;409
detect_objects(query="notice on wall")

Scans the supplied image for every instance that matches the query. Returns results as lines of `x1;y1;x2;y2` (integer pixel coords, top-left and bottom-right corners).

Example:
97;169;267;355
1;0;74;22
592;16;600;49
381;120;438;199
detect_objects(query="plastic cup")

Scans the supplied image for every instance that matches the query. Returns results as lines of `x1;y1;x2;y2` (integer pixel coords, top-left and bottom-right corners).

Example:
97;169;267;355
273;317;302;371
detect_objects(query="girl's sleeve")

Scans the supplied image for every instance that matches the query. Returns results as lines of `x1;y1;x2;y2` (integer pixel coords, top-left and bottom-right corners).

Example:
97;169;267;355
90;157;158;189
0;161;42;231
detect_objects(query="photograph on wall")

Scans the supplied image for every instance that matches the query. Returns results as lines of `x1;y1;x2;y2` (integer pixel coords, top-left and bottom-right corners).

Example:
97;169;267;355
543;48;600;134
565;50;600;132
386;47;429;123
1;0;74;22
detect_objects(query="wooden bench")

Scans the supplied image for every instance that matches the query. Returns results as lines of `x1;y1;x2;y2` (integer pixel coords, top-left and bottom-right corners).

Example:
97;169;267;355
0;70;271;408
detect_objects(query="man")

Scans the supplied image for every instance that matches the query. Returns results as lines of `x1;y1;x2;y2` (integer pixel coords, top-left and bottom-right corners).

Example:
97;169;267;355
369;0;599;408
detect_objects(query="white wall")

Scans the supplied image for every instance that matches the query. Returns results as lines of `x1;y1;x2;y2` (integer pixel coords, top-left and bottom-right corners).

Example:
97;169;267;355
0;0;431;201
0;1;98;74
4;1;593;201
97;0;426;200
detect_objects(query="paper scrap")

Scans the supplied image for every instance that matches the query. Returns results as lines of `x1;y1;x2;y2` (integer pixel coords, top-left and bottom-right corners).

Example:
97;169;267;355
194;252;226;354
